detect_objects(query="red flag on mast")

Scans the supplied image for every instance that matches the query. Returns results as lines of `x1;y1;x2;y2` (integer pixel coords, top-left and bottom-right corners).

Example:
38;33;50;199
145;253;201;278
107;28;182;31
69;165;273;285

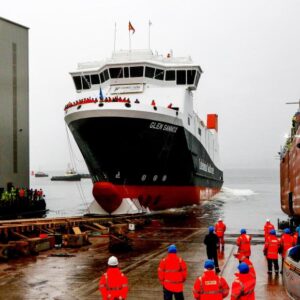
128;21;135;34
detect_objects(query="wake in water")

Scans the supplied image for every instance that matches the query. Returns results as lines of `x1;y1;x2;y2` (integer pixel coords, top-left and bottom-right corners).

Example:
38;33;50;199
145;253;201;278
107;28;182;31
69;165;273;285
215;186;256;202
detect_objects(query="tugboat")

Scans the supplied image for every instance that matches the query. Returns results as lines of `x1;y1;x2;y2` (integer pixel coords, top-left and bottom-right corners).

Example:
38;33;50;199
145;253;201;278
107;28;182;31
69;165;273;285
64;48;223;214
51;165;81;181
35;171;48;178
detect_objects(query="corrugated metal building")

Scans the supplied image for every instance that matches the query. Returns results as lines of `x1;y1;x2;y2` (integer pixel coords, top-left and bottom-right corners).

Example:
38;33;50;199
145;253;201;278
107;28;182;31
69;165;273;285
0;17;29;189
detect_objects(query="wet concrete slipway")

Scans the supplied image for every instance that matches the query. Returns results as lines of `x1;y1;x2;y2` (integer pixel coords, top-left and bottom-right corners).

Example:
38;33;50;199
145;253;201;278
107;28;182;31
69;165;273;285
0;169;291;299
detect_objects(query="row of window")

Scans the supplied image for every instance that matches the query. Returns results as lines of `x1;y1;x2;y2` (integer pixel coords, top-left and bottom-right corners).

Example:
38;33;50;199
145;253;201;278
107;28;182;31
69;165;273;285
72;66;200;90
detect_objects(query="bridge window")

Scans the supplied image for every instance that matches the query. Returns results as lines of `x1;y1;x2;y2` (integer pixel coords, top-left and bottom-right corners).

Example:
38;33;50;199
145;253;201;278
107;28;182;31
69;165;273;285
176;70;186;85
124;67;129;78
100;69;109;83
73;76;82;90
109;67;123;79
187;70;196;85
195;71;200;86
130;66;144;77
166;70;175;81
145;67;155;78
155;68;164;80
91;74;100;85
82;75;90;89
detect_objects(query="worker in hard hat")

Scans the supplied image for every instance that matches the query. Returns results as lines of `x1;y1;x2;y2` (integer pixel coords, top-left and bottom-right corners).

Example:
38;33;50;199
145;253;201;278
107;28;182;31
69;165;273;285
294;226;300;245
230;262;256;299
280;228;295;273
193;259;229;299
215;218;226;250
264;219;275;241
233;252;256;280
99;256;128;300
263;229;280;274
204;226;220;273
236;229;252;258
158;244;187;300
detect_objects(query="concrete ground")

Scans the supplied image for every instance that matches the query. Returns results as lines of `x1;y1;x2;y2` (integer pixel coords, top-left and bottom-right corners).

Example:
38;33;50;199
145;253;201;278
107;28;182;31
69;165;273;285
0;212;290;299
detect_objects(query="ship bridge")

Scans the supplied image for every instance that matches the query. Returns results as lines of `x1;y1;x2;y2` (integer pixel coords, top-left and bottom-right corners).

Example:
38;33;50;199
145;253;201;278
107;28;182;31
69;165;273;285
69;49;203;93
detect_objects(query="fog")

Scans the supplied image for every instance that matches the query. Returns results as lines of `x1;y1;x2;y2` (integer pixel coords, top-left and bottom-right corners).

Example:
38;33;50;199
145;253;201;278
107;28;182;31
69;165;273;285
2;0;300;171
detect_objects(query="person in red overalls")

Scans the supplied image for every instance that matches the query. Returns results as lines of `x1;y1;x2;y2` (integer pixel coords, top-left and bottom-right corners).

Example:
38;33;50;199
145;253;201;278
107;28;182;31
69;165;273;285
233;253;256;280
264;229;280;274
193;259;229;300
215;218;226;249
231;262;255;300
280;228;295;273
294;226;300;245
99;256;128;300
263;219;275;241
236;229;252;258
158;244;187;300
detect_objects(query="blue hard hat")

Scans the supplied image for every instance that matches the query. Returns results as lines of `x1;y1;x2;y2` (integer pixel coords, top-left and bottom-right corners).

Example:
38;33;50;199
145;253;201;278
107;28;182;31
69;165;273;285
238;262;249;274
296;227;300;233
168;244;177;253
284;228;291;234
204;259;215;270
209;226;214;233
240;229;246;234
270;229;276;235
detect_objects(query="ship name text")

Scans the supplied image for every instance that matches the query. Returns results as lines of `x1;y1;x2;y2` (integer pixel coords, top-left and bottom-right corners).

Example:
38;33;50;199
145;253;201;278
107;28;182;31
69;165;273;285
199;159;215;174
149;122;178;133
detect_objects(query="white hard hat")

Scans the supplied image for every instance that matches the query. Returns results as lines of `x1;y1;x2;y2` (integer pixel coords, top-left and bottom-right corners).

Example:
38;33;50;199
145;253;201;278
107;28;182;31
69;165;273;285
108;256;118;266
266;218;270;222
218;218;222;221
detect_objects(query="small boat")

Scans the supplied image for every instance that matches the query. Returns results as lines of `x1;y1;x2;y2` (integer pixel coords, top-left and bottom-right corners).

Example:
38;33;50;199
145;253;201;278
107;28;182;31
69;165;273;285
51;165;81;181
35;171;48;178
283;245;300;299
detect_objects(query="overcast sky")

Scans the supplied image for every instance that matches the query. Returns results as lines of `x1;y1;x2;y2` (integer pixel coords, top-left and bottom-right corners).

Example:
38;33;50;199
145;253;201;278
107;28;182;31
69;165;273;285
2;0;300;171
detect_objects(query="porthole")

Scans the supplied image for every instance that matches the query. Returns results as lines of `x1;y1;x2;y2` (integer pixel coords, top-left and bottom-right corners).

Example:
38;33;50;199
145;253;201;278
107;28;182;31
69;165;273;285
153;175;158;182
98;103;104;107
77;105;81;110
162;175;167;182
141;174;147;181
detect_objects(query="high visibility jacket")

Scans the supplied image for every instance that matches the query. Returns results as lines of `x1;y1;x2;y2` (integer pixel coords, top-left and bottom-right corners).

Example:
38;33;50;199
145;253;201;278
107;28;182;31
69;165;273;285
264;235;280;259
293;232;299;245
236;234;252;257
158;253;187;292
264;222;275;240
230;273;255;300
240;257;256;280
215;222;226;238
193;270;229;300
280;233;295;258
99;267;128;300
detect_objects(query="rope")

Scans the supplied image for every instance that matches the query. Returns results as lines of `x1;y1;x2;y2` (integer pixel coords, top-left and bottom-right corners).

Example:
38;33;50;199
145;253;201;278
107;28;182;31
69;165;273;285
65;124;90;214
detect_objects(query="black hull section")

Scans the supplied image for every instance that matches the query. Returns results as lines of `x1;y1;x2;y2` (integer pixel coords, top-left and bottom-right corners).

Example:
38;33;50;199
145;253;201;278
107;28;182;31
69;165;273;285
68;117;223;188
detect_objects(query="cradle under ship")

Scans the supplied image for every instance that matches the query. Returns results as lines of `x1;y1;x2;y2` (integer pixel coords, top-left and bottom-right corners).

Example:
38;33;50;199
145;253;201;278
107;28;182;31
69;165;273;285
64;49;223;214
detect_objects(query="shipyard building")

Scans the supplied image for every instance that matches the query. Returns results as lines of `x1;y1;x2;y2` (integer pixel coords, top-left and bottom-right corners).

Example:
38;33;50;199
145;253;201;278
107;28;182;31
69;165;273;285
0;17;29;189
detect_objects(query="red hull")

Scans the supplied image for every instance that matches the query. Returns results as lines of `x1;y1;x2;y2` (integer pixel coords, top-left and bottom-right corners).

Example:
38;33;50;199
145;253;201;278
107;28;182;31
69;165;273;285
93;182;221;213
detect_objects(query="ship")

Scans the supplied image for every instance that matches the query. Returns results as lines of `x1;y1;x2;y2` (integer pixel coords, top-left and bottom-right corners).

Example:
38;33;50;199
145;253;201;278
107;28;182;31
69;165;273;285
280;107;300;227
280;106;300;300
35;171;48;178
51;165;81;181
64;49;223;214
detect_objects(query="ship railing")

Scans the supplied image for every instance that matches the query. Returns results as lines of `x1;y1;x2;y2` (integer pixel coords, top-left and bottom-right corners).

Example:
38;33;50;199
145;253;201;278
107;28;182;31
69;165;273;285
64;97;179;113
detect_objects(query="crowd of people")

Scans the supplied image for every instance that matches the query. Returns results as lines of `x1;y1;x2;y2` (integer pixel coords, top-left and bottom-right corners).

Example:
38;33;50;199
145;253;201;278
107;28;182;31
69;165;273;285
98;218;300;300
0;184;46;215
64;96;175;111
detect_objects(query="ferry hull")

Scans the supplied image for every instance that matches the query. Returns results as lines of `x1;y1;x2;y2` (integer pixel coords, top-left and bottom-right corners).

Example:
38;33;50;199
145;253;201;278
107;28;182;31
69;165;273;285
67;115;223;213
93;182;221;213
